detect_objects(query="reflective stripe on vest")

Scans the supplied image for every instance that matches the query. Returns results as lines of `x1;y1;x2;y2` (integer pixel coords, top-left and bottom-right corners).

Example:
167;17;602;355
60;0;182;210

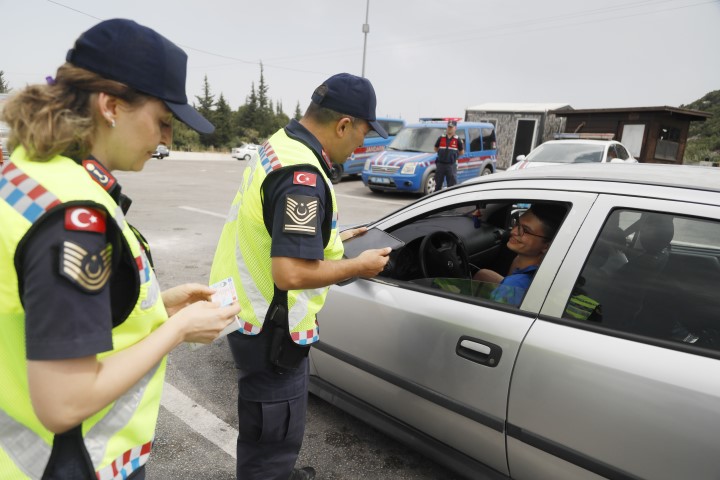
210;130;344;344
0;149;167;478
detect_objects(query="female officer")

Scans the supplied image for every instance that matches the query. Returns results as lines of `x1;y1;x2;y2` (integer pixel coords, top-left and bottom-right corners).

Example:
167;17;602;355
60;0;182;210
0;19;240;479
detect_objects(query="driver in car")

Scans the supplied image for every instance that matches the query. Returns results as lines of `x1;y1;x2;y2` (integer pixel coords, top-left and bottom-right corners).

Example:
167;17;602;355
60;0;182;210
473;204;565;306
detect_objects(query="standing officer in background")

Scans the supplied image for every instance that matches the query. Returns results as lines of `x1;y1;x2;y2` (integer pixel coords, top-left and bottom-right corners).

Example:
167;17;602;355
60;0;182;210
210;73;391;480
0;19;239;479
434;119;464;190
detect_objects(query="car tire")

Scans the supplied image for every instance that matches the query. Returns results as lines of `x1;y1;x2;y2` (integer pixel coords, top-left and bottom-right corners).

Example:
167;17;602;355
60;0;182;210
243;154;251;161
481;167;493;176
422;171;436;196
329;164;343;184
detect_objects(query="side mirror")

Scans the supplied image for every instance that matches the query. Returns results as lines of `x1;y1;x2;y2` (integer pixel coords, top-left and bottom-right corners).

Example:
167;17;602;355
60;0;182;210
515;155;526;163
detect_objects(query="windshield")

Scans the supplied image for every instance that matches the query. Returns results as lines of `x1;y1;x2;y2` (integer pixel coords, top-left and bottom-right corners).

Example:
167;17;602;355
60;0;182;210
526;142;605;164
388;126;445;153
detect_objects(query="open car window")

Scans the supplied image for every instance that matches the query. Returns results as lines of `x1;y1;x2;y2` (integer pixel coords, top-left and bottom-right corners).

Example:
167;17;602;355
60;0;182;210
377;200;569;309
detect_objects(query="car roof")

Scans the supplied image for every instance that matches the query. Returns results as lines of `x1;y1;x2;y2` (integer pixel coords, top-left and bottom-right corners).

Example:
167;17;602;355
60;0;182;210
540;139;619;146
464;164;720;193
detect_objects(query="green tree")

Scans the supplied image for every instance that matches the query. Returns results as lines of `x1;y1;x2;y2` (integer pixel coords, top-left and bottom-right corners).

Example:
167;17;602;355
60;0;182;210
0;71;10;93
682;90;720;163
294;102;303;120
195;75;215;147
213;93;234;148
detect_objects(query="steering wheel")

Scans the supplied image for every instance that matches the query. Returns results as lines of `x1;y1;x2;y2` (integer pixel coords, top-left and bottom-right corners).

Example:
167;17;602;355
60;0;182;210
419;231;470;279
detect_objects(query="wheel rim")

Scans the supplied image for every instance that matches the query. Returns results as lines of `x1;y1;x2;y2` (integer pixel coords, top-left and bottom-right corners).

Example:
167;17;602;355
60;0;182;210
481;168;492;176
425;175;436;194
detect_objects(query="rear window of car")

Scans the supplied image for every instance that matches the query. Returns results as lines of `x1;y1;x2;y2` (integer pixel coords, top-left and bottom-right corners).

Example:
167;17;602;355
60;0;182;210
563;209;720;355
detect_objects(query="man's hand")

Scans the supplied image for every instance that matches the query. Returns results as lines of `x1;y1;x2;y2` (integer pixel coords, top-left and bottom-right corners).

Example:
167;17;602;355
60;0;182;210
355;247;391;278
340;226;368;242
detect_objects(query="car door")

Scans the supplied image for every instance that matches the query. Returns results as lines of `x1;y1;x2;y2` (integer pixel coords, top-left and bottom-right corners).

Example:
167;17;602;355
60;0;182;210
312;188;597;477
457;127;479;183
507;192;720;479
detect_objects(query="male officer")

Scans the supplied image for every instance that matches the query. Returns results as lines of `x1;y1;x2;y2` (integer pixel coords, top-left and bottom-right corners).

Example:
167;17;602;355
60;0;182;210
434;119;464;189
210;73;391;480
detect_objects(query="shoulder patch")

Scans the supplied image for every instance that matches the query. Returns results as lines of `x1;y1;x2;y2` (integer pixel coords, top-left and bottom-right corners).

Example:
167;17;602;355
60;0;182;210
59;241;112;293
293;171;317;187
283;194;318;236
82;159;116;191
65;207;106;233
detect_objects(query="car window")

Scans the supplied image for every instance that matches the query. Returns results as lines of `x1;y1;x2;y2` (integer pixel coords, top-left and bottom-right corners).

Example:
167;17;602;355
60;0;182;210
481;127;496;150
615;144;630;160
388;126;445;153
468;128;482;152
380;200;568;309
563;209;720;352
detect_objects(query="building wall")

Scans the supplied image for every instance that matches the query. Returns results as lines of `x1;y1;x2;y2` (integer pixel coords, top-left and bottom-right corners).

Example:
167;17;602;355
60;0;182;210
562;112;692;165
465;110;566;169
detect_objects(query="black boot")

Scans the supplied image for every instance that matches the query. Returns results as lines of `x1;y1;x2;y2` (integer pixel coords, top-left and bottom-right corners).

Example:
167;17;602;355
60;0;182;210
288;466;316;480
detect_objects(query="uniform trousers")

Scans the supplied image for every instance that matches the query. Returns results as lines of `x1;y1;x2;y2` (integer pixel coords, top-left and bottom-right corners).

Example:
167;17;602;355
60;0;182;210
435;162;457;189
228;330;309;480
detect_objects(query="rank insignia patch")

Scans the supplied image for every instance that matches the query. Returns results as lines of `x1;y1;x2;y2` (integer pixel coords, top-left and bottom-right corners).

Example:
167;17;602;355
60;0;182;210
283;194;318;236
60;241;112;293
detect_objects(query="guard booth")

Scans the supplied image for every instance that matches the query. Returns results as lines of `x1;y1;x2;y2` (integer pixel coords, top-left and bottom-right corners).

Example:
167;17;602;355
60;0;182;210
551;106;711;164
464;103;570;170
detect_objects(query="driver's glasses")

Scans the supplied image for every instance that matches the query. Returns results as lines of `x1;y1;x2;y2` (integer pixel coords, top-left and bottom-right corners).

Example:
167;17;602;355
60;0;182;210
510;217;549;239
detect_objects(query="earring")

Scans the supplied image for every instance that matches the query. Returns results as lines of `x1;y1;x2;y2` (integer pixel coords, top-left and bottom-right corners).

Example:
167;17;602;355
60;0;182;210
106;116;115;128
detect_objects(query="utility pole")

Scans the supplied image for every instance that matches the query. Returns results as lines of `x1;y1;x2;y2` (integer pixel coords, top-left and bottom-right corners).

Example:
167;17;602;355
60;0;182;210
361;0;370;78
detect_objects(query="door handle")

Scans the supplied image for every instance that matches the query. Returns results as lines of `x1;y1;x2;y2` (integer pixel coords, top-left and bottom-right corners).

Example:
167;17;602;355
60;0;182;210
456;335;502;367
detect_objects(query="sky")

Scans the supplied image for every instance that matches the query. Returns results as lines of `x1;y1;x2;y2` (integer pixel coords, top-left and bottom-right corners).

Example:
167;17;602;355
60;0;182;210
2;0;719;124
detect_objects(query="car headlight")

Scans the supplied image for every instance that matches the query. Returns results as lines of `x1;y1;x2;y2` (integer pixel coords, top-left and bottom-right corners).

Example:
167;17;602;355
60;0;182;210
364;158;372;171
400;163;416;175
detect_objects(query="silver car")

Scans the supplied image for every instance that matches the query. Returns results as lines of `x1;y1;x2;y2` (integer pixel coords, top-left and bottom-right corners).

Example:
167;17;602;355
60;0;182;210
310;164;720;480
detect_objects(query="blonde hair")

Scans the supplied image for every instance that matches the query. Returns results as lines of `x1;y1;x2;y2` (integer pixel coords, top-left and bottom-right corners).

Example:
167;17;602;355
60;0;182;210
2;63;148;162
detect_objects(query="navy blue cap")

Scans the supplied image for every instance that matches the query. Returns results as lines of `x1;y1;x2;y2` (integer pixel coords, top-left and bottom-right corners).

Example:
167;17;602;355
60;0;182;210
310;73;387;138
66;19;214;134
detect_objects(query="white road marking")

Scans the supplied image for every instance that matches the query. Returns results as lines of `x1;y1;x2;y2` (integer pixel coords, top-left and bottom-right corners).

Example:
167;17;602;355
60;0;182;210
179;206;226;218
161;382;237;459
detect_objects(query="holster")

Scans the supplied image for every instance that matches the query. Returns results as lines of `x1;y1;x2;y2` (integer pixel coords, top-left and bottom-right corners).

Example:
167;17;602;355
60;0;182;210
267;286;311;373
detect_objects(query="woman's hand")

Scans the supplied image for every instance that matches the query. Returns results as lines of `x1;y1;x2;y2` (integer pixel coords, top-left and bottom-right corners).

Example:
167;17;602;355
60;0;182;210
340;226;368;242
170;300;242;344
162;283;215;317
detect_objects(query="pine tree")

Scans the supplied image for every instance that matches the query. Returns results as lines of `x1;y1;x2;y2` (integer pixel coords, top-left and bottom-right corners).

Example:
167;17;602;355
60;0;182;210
213;94;234;148
294;102;303;120
194;76;216;147
0;71;10;93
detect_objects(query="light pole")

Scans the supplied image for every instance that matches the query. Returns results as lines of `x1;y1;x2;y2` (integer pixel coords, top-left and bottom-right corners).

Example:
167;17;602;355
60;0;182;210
361;0;370;78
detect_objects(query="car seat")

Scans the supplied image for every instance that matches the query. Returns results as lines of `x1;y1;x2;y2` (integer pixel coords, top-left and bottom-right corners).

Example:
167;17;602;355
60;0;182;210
596;213;675;330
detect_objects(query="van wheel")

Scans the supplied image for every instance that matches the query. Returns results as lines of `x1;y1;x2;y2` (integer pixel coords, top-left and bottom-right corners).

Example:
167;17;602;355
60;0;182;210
329;164;343;184
481;167;492;176
423;171;436;195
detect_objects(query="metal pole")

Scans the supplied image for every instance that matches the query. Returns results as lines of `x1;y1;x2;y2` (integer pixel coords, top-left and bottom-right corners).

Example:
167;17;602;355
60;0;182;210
361;0;370;77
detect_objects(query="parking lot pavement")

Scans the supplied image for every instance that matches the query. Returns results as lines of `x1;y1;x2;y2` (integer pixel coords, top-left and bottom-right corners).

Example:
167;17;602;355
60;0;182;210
116;158;460;479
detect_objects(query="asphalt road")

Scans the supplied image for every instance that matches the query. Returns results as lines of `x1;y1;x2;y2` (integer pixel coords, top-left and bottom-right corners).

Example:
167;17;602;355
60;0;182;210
114;156;462;480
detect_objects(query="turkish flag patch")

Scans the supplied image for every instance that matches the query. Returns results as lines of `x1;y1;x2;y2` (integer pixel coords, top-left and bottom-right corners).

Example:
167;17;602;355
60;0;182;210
293;171;317;187
64;207;107;234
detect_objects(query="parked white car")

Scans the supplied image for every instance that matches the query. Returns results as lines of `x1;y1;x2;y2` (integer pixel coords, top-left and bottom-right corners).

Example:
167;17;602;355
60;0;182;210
508;138;637;171
232;143;259;161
